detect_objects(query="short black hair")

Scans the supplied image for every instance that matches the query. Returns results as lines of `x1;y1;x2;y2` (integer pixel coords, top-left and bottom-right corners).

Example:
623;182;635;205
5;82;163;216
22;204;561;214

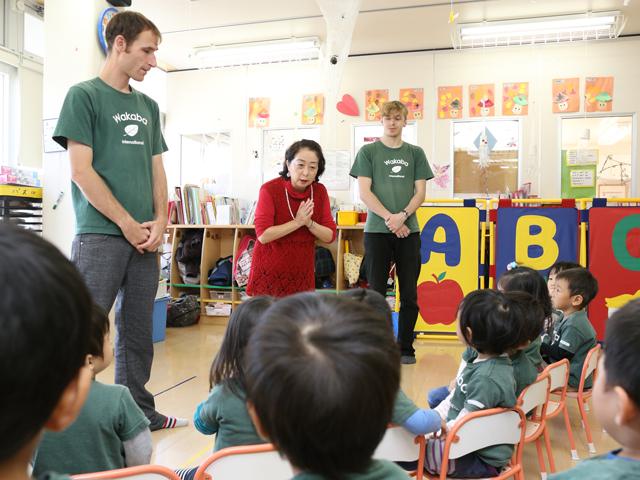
604;299;640;406
88;304;110;357
498;266;550;342
245;293;399;478
209;296;275;392
554;268;599;309
0;225;91;462
342;288;392;327
549;261;582;277
458;290;532;355
279;139;326;181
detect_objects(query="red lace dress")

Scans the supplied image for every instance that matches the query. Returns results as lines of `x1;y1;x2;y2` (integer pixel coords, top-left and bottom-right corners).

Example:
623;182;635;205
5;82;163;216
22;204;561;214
247;177;336;297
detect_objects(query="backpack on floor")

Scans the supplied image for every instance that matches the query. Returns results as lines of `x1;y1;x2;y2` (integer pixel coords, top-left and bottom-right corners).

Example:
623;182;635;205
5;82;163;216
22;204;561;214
167;294;200;327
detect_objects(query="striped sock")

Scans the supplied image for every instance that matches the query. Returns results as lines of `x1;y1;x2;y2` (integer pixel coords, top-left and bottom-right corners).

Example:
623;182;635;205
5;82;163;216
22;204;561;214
161;416;189;429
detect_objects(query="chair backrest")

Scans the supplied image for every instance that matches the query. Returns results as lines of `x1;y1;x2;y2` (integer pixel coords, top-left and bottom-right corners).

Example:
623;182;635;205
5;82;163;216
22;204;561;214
194;443;293;480
72;465;180;480
446;408;525;460
544;359;570;394
580;344;601;390
517;373;550;416
373;425;424;462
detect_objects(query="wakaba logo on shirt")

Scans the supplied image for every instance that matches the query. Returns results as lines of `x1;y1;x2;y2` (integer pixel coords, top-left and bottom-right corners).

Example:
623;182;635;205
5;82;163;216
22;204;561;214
124;124;139;137
113;112;147;146
385;158;408;178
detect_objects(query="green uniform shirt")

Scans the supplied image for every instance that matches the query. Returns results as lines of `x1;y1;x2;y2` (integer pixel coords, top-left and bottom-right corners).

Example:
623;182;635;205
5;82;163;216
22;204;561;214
549;450;640;479
33;381;150;475
37;474;71;480
291;459;409;479
523;337;543;368
549;310;596;388
53;77;168;236
449;355;517;467
196;382;264;451
350;141;433;233
391;388;419;425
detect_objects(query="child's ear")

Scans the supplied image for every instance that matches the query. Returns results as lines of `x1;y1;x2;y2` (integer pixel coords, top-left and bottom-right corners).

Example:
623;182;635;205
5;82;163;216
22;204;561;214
613;386;639;426
44;365;92;432
247;400;270;441
571;294;584;308
86;354;95;371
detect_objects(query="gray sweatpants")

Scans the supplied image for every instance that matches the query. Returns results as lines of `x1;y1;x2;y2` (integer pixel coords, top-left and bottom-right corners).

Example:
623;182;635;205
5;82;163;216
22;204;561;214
72;233;165;429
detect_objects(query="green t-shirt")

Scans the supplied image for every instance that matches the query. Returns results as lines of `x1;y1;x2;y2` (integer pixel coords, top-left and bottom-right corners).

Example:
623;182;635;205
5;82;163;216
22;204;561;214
33;381;150;475
36;474;71;480
350;141;433;233
391;388;419;425
53;77;168;236
549;450;640;479
196;382;264;451
523;337;543;368
549;310;596;388
449;355;517;467
291;459;409;479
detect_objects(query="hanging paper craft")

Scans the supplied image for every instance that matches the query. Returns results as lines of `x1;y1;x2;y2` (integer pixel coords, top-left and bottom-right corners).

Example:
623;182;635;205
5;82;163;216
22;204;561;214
585;77;614;112
364;89;389;121
437;86;463;119
400;88;424;120
431;163;451;189
336;94;359;116
469;84;495;117
473;128;497;168
552;78;579;113
502;82;529;116
248;98;270;127
301;94;324;125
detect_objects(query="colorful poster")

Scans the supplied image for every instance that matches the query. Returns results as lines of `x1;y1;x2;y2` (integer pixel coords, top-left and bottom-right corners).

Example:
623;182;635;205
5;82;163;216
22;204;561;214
588;207;640;339
364;89;389;121
495;207;579;281
400;88;424;120
469;84;495;117
437;86;463;119
301;94;324;125
415;206;481;334
561;150;597;198
248;98;270;127
585;77;614;112
552;78;580;113
502;82;529;116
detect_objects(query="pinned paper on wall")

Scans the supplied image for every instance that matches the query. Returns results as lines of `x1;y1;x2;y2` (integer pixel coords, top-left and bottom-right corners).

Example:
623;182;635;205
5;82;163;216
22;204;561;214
364;89;389;121
322;150;351;191
437;86;463;119
400;88;424;120
570;169;595;187
469;84;495;117
585;77;614;112
301;94;324;125
502;82;529;116
248;98;270;127
552;78;580;113
567;149;598;166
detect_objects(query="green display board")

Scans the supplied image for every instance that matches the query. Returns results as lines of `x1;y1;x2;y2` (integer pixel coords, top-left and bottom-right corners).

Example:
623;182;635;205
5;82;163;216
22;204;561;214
561;149;598;198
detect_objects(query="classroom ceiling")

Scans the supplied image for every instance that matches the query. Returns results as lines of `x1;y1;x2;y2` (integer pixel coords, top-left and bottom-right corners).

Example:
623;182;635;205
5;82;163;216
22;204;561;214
130;0;640;71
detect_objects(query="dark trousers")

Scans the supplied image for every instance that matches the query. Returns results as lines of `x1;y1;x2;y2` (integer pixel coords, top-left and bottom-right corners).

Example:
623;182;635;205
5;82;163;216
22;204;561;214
364;232;421;356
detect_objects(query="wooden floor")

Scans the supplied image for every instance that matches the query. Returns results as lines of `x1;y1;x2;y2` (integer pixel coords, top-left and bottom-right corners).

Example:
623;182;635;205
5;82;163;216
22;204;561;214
98;322;618;479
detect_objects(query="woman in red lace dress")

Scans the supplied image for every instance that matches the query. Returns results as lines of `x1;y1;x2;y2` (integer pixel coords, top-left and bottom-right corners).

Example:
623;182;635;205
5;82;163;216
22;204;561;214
247;140;337;297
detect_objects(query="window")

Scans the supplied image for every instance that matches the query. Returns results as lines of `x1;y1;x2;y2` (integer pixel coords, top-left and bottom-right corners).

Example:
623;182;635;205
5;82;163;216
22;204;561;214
180;132;232;195
23;12;44;59
452;119;521;196
0;62;14;165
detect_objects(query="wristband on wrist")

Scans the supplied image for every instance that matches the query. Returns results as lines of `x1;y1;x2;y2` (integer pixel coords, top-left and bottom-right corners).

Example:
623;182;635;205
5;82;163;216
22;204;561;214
401;209;409;218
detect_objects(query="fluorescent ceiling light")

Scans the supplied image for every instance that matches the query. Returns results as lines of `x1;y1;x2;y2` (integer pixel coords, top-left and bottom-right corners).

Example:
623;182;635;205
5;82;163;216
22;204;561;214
193;37;320;68
457;11;624;48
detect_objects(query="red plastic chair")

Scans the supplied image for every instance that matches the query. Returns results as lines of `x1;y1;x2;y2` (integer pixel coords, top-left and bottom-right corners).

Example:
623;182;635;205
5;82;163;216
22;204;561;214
374;424;426;479
193;443;292;480
72;465;180;480
542;359;579;460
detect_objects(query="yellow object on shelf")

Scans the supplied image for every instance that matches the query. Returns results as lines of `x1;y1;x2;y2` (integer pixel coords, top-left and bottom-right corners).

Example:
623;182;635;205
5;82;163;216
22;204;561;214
0;184;42;199
337;211;358;226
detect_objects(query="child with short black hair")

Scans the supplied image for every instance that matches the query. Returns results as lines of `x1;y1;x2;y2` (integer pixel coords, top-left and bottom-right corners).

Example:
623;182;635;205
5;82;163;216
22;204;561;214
0;224;92;480
541;267;598;388
549;299;640;479
547;261;582;293
33;305;152;476
245;292;408;479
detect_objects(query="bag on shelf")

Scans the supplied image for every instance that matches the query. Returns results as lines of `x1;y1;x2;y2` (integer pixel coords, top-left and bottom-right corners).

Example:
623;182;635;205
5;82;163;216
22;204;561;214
208;255;233;287
233;234;256;287
167;294;200;327
315;246;336;288
175;229;203;284
343;240;364;287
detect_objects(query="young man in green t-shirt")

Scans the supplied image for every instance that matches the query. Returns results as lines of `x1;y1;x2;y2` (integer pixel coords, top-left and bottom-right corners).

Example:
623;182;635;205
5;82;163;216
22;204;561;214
549;299;640;479
52;11;185;430
349;101;433;364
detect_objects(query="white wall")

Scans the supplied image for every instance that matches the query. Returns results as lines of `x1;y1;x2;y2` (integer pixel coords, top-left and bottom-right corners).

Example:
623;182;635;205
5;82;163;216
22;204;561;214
165;37;640;202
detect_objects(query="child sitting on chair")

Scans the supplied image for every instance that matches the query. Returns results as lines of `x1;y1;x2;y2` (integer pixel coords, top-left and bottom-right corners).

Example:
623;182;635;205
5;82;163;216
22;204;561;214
549;299;640;479
33;305;152;476
541;267;598;389
245;292;409;479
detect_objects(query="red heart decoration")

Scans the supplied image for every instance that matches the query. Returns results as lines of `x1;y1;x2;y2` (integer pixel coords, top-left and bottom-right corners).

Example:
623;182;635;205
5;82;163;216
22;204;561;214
336;94;359;116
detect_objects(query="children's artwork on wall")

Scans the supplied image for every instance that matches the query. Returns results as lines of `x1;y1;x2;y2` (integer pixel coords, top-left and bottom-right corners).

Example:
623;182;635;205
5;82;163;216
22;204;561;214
437;86;463;119
585;77;614;112
400;88;424;120
364;89;389;121
502;82;529;116
301;94;324;125
469;84;495;117
336;94;359;116
248;98;270;127
552;78;580;113
431;163;451;190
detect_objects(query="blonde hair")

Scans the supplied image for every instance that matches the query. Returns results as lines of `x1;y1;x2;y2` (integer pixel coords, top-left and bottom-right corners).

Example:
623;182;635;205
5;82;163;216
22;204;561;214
381;101;408;120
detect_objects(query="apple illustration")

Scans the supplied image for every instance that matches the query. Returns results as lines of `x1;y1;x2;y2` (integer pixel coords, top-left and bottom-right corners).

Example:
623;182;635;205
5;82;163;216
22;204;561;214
417;272;464;325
